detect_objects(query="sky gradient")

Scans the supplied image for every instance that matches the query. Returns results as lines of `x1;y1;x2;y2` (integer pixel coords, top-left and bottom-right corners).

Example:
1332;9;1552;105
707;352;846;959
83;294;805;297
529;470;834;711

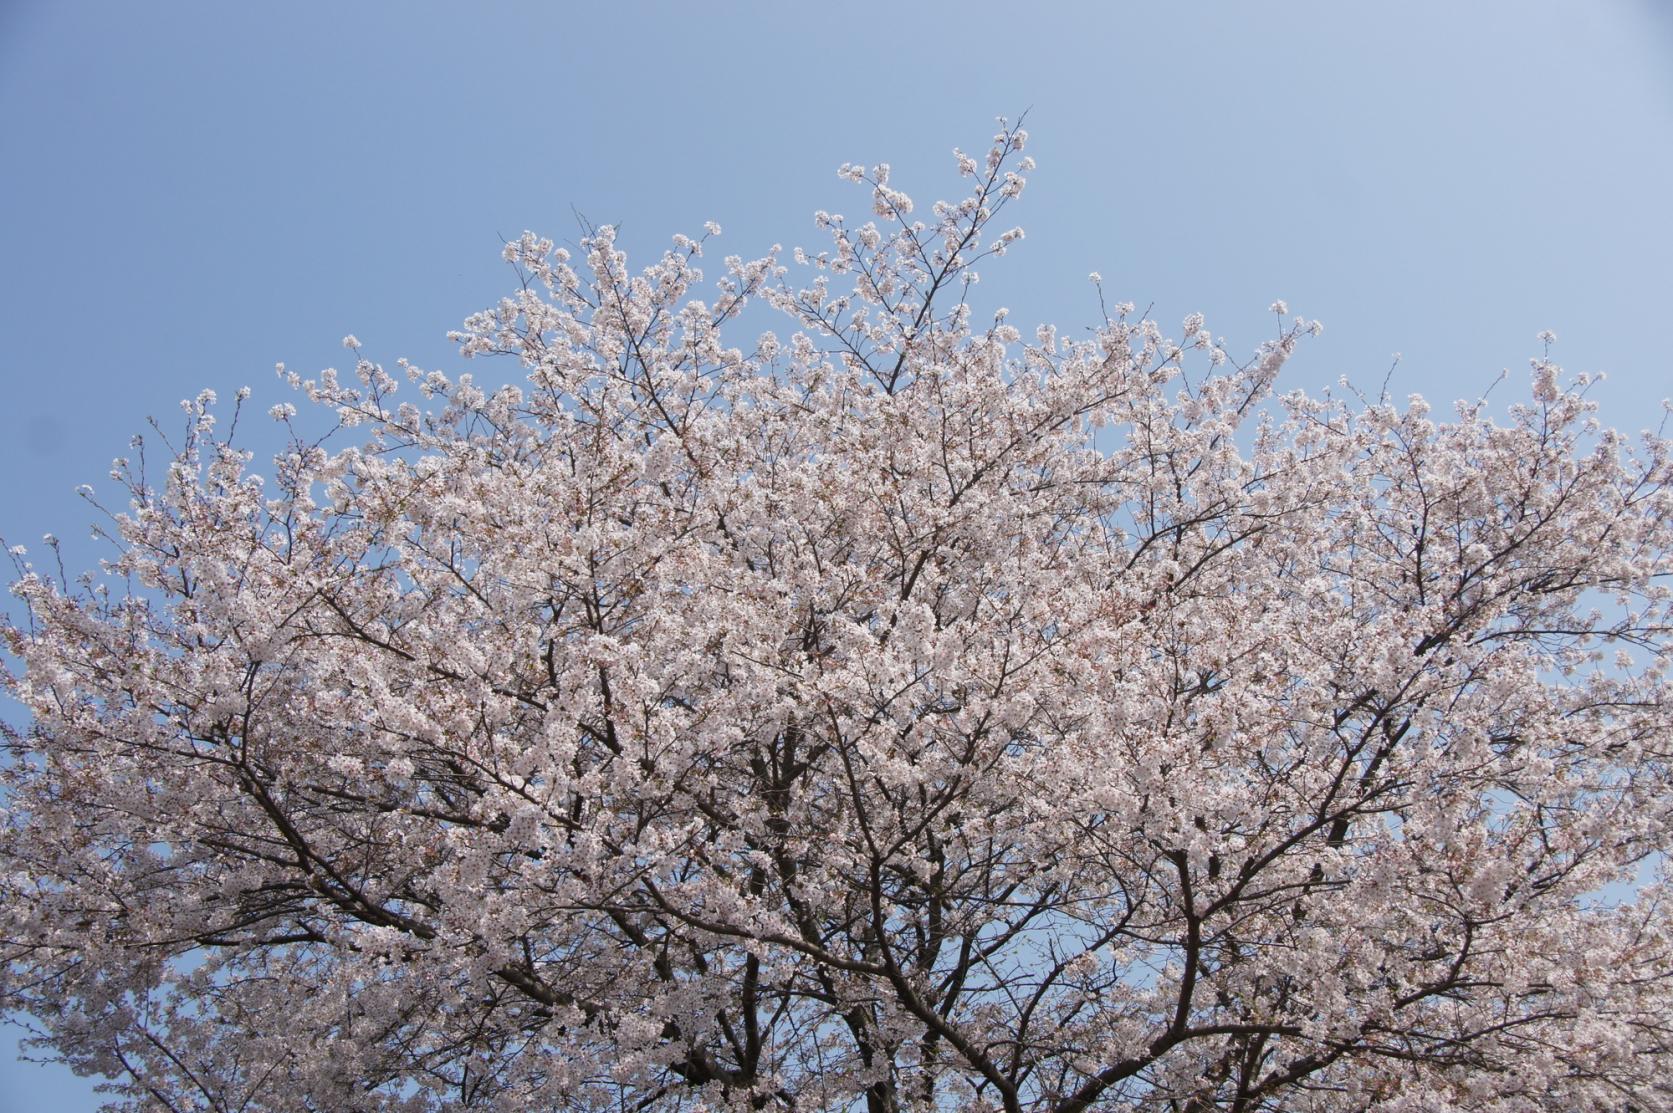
3;2;1672;1107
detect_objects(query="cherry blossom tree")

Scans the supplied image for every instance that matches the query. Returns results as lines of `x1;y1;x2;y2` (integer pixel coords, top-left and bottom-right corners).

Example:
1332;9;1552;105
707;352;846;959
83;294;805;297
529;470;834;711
5;123;1673;1112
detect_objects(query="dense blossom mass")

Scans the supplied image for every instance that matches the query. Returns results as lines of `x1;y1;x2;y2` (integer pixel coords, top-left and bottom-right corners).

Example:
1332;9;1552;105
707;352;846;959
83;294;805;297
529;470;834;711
4;126;1672;1111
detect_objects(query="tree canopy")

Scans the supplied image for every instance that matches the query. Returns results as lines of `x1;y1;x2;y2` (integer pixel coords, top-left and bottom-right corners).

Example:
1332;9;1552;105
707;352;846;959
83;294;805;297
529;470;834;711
4;124;1672;1111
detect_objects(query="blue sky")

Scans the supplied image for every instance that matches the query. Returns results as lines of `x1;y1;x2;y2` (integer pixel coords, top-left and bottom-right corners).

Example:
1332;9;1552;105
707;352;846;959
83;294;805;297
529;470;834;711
2;2;1671;1108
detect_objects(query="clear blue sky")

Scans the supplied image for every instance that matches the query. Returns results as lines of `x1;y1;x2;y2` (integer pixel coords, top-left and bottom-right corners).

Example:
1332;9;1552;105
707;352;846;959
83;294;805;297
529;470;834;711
2;2;1670;1108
